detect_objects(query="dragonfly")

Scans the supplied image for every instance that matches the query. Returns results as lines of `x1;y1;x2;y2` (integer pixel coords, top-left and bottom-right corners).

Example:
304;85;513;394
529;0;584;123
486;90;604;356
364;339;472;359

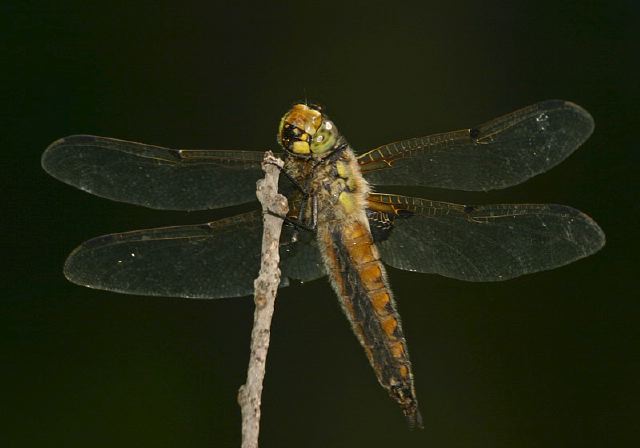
42;100;605;429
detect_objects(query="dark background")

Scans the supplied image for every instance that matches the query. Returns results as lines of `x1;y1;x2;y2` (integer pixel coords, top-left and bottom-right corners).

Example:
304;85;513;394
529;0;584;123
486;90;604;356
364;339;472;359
2;1;638;447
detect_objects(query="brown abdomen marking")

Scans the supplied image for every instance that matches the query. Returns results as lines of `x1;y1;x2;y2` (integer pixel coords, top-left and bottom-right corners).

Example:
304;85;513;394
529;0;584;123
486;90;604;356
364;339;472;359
320;220;422;428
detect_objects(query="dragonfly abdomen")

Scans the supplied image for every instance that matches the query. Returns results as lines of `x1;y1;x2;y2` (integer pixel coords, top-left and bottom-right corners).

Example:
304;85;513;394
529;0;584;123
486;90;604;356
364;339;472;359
319;219;422;429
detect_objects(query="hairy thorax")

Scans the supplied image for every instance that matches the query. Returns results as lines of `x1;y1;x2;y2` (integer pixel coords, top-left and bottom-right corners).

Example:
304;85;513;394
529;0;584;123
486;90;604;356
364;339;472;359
284;146;371;230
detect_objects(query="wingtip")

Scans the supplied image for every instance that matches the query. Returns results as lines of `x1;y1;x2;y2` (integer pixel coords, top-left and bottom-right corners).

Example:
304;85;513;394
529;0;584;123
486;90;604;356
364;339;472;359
41;136;66;172
544;99;595;137
580;210;607;253
41;135;90;173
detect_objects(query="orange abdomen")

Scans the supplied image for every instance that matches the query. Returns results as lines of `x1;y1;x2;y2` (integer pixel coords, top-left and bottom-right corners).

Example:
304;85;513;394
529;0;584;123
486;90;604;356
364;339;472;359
320;219;422;428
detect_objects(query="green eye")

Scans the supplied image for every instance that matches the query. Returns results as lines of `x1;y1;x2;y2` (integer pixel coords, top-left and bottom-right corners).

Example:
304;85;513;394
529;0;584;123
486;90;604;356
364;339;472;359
311;121;337;154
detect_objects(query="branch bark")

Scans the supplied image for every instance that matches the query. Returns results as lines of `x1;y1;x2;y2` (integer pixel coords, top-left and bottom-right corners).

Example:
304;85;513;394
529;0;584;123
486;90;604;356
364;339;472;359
238;152;288;448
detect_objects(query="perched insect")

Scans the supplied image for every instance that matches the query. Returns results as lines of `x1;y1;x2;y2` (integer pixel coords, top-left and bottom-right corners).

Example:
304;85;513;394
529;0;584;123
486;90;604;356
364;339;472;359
42;100;605;428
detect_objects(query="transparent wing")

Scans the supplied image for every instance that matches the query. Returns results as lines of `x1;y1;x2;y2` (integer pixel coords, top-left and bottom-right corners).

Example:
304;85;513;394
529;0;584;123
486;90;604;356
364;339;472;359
42;135;273;210
359;100;594;191
64;211;326;299
367;193;605;281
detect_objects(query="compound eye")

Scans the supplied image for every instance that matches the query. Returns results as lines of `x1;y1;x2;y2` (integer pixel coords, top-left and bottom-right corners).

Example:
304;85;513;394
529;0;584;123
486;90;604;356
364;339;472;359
310;120;337;154
308;103;323;112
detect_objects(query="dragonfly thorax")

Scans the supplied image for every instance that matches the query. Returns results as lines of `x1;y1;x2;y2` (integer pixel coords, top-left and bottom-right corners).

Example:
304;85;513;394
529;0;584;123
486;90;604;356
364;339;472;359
278;103;341;157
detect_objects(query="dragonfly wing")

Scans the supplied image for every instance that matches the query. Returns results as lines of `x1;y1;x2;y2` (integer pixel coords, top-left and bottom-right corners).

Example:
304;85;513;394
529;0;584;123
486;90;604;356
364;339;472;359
359;100;594;191
42;135;273;210
367;194;605;281
64;211;325;299
279;225;327;283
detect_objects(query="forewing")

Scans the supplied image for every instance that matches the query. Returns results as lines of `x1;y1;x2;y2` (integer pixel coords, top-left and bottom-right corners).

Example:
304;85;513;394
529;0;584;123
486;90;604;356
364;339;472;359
42;135;271;210
64;211;325;299
367;194;605;281
359;100;594;191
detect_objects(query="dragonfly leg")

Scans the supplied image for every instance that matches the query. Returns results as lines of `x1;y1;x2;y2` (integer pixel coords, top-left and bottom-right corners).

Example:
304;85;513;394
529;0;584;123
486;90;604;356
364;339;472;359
264;211;316;233
275;163;309;195
265;194;317;234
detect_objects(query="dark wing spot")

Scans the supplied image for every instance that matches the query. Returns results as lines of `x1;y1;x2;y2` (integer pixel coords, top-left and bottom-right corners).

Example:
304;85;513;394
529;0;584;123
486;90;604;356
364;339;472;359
463;205;476;214
469;128;480;140
367;209;414;243
367;210;394;243
396;209;414;218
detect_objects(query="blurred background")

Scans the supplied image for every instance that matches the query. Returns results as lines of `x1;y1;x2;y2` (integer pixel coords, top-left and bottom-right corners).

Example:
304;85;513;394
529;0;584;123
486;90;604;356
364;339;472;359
1;1;638;447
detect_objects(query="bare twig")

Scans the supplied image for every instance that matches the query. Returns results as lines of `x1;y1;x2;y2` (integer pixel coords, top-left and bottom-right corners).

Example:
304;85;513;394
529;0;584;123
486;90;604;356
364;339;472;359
238;152;288;448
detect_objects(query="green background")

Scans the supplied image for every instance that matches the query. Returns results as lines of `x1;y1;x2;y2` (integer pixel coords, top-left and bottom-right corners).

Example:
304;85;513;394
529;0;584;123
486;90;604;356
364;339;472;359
2;1;638;447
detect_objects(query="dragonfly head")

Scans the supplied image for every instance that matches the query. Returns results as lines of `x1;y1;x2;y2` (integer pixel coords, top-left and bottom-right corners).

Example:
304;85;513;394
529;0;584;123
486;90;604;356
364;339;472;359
278;103;340;156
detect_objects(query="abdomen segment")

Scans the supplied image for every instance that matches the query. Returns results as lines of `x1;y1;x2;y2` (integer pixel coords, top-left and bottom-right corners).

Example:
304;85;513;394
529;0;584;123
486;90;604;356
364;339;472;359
319;219;422;429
